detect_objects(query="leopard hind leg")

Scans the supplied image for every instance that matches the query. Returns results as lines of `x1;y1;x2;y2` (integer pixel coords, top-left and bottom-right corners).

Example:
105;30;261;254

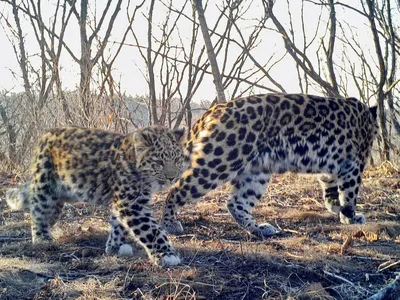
30;186;64;243
318;174;341;214
29;153;64;243
337;159;365;224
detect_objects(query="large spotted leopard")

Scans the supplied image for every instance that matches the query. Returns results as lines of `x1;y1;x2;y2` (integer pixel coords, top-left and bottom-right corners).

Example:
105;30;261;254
162;93;378;239
6;126;186;266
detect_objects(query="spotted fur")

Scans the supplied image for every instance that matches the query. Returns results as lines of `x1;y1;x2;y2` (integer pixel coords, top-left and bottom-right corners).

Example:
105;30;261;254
6;126;186;266
162;93;378;238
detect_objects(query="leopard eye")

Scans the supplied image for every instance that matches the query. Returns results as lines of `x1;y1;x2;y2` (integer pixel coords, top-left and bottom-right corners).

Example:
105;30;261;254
154;159;164;166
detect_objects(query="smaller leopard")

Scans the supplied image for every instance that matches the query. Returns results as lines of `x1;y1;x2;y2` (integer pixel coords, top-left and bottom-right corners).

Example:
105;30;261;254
161;93;378;239
6;126;187;266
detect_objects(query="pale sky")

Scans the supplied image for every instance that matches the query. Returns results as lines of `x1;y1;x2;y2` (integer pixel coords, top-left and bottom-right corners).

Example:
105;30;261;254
0;1;383;102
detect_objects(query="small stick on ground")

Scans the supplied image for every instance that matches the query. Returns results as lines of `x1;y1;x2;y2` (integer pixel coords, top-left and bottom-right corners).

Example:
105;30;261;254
377;260;400;273
220;239;263;245
366;274;400;300
0;236;30;242
323;270;354;286
345;256;396;261
283;228;302;235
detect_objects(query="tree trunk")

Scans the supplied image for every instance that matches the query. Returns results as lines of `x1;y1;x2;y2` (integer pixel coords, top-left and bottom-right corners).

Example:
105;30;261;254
0;104;17;165
326;0;339;94
366;0;390;161
147;0;159;124
385;0;400;136
79;0;92;120
11;0;35;103
193;0;226;103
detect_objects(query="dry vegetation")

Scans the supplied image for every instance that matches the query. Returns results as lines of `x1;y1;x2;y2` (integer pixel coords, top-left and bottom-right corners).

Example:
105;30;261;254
0;163;399;299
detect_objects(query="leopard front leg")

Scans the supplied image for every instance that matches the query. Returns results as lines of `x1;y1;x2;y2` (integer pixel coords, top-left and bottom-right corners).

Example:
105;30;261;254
161;184;186;235
227;171;276;239
162;166;236;235
162;168;206;235
115;194;180;267
106;211;133;256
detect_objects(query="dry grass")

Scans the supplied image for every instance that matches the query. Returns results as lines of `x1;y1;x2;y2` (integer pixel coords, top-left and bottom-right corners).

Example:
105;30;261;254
0;165;399;299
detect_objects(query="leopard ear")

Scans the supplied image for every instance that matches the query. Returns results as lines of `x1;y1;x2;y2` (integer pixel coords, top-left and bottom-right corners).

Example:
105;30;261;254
369;106;378;120
173;128;186;143
133;130;153;148
132;130;153;154
119;135;137;163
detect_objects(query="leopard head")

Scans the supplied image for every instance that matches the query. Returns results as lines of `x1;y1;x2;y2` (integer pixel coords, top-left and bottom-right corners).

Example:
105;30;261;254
131;126;187;192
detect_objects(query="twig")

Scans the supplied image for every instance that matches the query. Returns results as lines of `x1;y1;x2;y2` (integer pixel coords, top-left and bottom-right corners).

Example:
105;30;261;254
175;234;196;238
220;239;263;245
0;236;29;242
274;219;283;231
55;269;116;280
155;277;219;288
286;252;305;259
367;274;400;300
240;282;250;300
283;228;301;235
323;270;354;286
345;255;398;262
384;211;397;217
378;260;400;273
199;225;211;231
213;213;230;217
123;264;132;290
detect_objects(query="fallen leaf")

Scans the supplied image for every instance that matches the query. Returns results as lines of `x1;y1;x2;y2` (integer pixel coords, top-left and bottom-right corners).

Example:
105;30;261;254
341;235;353;255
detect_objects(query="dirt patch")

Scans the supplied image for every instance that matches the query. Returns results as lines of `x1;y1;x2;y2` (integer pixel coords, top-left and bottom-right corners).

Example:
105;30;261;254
0;168;399;299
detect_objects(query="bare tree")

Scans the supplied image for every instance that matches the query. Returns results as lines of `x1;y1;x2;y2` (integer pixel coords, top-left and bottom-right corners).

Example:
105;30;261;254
63;0;122;122
263;0;341;97
381;0;400;136
364;0;390;160
129;0;285;130
129;0;189;125
0;0;73;165
218;0;286;96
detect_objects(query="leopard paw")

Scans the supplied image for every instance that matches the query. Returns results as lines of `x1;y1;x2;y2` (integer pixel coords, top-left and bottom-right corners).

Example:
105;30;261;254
353;213;366;224
253;223;277;239
32;235;52;244
118;244;134;257
340;212;366;225
162;220;184;235
158;253;181;267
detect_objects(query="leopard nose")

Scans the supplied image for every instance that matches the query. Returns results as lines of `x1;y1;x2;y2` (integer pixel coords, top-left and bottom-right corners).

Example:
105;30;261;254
163;162;179;181
166;175;176;181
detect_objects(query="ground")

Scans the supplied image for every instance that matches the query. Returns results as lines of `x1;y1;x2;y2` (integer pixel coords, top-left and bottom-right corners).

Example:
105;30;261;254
0;163;399;299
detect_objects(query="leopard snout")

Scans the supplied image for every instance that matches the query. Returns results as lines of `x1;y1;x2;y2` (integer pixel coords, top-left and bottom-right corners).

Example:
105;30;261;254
163;162;180;182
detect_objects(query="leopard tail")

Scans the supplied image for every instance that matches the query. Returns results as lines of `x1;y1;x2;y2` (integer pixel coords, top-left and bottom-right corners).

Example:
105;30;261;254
6;181;30;211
